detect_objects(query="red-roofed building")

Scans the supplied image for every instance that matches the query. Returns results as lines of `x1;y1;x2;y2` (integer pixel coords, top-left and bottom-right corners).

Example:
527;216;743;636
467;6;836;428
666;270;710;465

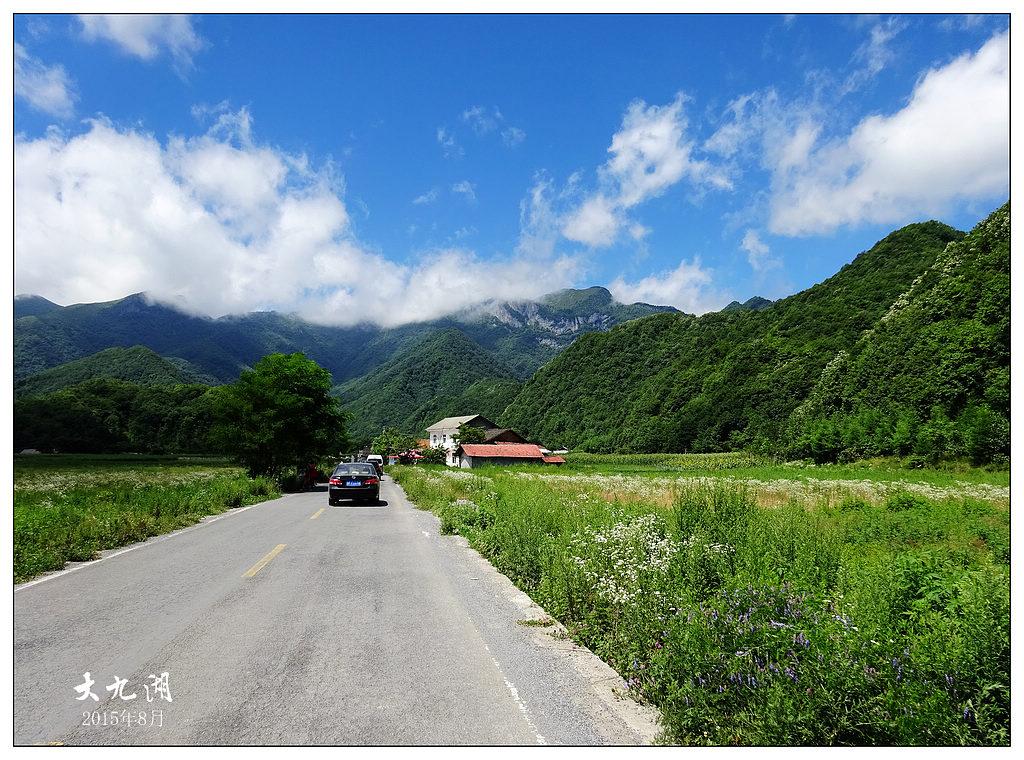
426;415;499;466
457;442;564;468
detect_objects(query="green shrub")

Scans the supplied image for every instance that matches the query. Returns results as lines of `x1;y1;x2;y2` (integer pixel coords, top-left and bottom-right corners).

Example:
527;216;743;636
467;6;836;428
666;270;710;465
885;489;930;512
388;464;1009;746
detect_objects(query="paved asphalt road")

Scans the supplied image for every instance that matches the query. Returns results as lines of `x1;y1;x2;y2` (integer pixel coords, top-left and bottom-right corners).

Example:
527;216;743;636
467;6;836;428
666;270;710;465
14;474;661;746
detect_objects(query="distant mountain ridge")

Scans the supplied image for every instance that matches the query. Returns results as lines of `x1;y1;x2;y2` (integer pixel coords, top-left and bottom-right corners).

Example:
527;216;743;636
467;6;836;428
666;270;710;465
14;294;63;319
13;203;1009;463
13;286;675;387
722;296;774;312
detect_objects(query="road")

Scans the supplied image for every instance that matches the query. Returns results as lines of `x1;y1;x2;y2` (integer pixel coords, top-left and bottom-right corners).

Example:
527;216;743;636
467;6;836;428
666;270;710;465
14;474;661;745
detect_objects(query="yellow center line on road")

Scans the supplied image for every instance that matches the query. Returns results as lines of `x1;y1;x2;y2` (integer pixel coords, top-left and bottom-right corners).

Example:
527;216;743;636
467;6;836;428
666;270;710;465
242;544;286;578
310;508;325;520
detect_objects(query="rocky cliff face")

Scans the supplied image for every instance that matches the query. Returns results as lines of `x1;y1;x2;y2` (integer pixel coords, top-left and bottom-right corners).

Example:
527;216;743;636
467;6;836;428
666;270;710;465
478;300;615;334
456;286;674;337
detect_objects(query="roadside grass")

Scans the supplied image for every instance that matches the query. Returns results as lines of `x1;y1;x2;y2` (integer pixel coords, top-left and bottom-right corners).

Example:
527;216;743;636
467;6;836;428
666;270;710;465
563;452;1009;487
563;451;776;472
14;454;279;583
391;461;1010;746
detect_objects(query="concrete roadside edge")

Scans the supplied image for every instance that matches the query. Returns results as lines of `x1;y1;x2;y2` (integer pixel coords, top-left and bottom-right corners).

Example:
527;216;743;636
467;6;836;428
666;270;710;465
408;498;666;745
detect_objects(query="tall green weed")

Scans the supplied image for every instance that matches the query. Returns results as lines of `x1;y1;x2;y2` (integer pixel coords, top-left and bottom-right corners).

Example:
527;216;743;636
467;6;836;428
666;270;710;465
390;464;1009;746
14;462;279;582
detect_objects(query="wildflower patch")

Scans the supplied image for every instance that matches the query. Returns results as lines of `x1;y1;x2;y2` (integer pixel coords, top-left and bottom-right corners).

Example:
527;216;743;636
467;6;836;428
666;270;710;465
389;463;1009;746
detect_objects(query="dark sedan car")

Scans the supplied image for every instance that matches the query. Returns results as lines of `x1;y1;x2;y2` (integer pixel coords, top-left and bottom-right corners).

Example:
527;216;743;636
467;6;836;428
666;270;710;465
328;462;381;505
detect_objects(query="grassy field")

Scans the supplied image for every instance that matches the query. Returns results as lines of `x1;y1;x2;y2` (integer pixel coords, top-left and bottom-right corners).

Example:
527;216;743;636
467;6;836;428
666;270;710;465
14;454;280;583
390;457;1010;746
12;452;1010;744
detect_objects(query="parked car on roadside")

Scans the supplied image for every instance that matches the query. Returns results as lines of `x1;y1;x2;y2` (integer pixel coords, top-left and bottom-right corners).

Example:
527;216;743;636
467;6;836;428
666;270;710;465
365;453;384;477
328;462;380;505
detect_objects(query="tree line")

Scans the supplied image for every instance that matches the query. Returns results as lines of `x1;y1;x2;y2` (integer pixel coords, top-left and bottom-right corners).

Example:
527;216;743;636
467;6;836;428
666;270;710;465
14;353;352;481
15;378;218;455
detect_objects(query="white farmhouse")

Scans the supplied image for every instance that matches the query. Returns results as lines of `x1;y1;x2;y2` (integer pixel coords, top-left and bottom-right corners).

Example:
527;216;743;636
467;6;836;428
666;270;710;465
425;414;497;466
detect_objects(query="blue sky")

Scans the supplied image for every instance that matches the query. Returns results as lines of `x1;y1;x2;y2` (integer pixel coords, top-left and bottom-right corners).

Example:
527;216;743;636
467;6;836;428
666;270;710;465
12;11;1010;326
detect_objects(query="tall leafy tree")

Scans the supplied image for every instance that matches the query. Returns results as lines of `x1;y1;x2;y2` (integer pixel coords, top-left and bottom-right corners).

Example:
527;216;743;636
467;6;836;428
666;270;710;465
453;423;487;446
371;427;419;457
211;353;351;478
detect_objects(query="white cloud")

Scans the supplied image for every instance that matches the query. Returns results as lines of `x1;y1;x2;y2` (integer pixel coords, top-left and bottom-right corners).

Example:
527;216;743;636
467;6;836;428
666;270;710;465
516;173;561;259
436;126;462;158
462;105;499;135
741;230;779;272
703;94;755;159
78;14;204;70
561;94;729;248
413;188;439;205
563;195;620;247
607;257;721;314
938;15;988;33
502;126;526;147
605;94;717;206
460;105;526;147
769;30;1009;236
14;43;77;119
629;223;650;241
301;245;583;327
14;112;578;327
776;122;820;173
451;180;477;203
841;17;907;96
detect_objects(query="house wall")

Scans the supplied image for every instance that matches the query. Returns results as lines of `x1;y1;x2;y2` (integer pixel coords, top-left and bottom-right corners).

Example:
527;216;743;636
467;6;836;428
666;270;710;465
429;428;457;465
429;418;495;466
461;455;542;469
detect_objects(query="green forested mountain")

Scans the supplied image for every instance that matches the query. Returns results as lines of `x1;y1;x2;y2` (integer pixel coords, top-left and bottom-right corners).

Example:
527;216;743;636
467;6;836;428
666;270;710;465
14;294;63;319
722;296;774;312
500;215;977;455
13;204;1010;465
12;286;673;453
14;345;215;398
408;377;524;434
12;293;385;385
444;286;678;378
336;328;523;443
13;288;672;385
787;203;1009;464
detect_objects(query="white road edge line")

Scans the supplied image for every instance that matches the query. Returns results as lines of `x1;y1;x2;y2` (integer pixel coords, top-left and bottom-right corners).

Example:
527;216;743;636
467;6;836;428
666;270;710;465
483;644;546;745
15;502;260;592
500;671;547;746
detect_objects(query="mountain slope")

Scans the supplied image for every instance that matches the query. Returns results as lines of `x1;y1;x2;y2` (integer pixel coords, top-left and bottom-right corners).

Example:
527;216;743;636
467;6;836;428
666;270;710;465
421;286;678;378
722;296;774;312
336;328;524;442
500;218;966;452
14;294;63;319
14;345;215;398
13;288;673;386
13;293;386;385
788;202;1010;463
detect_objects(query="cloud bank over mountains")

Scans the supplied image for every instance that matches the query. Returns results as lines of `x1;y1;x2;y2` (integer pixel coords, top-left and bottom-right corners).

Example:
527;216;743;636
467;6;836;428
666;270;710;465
14;16;1008;325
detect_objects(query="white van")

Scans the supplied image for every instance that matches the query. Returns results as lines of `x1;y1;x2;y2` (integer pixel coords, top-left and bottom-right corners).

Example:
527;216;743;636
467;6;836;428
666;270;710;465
366;454;384;476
